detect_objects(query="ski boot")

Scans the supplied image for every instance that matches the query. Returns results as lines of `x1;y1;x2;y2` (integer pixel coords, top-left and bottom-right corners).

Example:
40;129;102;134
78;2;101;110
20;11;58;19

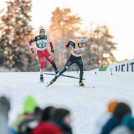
51;75;58;84
40;74;44;83
79;79;84;87
55;70;59;74
46;75;58;87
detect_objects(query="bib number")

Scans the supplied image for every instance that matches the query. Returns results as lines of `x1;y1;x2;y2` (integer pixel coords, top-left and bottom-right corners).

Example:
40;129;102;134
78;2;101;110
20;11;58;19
39;43;46;48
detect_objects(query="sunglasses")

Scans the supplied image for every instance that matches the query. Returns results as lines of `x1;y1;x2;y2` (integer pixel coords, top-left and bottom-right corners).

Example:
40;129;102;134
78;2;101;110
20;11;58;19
40;32;45;35
80;42;85;44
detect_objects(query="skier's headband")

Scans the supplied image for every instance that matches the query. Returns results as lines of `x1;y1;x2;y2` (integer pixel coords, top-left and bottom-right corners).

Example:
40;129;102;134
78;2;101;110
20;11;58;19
79;40;85;44
80;42;85;45
79;38;85;44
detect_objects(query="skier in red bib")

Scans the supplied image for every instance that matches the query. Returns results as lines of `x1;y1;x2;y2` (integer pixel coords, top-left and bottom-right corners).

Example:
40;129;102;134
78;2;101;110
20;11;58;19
29;29;58;82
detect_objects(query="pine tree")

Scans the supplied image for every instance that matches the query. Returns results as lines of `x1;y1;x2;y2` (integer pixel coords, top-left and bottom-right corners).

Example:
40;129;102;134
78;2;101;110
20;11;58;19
11;0;33;71
0;8;4;30
0;0;37;71
0;1;14;68
48;7;81;69
84;25;117;70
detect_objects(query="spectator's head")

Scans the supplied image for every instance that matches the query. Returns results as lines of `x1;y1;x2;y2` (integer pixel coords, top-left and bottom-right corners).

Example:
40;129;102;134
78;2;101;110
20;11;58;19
53;108;71;126
33;106;42;120
113;102;132;121
24;96;38;114
122;114;134;131
0;96;10;116
107;100;119;114
41;106;55;121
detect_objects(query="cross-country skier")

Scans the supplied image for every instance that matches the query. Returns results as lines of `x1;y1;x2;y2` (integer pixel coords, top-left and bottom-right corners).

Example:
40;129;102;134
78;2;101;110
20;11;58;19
47;38;87;87
29;29;58;82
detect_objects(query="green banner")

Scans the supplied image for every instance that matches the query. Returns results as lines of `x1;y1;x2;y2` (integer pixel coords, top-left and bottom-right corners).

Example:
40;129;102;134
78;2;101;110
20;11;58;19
99;66;108;71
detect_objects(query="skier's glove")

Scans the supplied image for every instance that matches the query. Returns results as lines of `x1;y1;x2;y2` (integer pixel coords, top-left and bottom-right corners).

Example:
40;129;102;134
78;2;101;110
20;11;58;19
51;48;54;53
65;45;68;48
30;48;34;54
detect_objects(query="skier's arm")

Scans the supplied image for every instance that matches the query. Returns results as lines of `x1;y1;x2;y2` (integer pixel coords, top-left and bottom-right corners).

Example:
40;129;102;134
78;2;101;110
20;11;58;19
49;42;54;53
29;36;37;54
65;41;75;48
47;36;54;53
29;36;37;48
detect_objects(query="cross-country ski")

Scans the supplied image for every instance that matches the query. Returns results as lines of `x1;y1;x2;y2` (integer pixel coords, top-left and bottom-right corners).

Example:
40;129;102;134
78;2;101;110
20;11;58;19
44;72;86;80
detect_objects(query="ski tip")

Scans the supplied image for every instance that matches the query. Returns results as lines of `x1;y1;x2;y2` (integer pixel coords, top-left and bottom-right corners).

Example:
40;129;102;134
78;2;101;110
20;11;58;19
46;81;53;87
46;84;51;88
46;85;49;88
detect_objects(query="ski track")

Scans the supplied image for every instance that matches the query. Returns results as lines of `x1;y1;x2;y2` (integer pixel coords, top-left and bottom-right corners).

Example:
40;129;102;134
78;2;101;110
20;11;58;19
0;71;134;134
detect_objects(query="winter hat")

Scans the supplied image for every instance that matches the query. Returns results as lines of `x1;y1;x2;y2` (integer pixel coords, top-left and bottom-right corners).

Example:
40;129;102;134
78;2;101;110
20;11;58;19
41;106;55;121
108;100;119;114
113;102;132;121
122;114;134;130
33;106;42;116
53;108;70;121
24;96;38;114
0;96;10;115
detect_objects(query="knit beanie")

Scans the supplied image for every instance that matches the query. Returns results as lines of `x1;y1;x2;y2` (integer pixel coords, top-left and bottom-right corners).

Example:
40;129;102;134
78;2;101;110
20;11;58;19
113;102;132;121
24;96;38;114
108;100;119;114
53;108;70;121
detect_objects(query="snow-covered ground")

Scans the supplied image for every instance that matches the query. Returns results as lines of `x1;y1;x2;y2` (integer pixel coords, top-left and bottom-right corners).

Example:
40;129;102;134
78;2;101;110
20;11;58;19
0;71;134;134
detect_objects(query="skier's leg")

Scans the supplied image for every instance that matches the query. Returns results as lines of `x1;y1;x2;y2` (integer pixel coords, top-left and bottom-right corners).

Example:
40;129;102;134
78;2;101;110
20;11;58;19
37;51;45;82
50;58;74;84
47;55;75;86
76;59;84;86
59;59;74;76
43;49;58;74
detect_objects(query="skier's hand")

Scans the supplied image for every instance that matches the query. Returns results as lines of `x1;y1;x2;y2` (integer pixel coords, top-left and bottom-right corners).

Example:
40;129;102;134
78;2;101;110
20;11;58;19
51;48;54;53
30;48;34;54
65;45;69;48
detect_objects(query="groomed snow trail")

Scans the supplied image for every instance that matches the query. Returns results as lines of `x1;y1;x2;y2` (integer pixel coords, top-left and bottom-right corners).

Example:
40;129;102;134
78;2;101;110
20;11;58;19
0;71;134;134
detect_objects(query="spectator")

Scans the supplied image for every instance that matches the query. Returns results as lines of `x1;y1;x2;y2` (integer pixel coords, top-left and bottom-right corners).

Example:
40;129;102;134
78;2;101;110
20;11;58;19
0;96;12;134
110;114;134;134
18;106;42;134
122;114;134;131
92;100;119;134
12;95;39;134
52;108;72;134
41;106;55;121
32;107;72;134
100;102;132;134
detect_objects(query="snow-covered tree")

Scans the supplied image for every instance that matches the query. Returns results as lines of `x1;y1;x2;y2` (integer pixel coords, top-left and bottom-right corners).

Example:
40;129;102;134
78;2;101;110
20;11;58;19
84;25;117;70
0;1;14;68
48;7;81;69
11;0;33;71
0;0;38;71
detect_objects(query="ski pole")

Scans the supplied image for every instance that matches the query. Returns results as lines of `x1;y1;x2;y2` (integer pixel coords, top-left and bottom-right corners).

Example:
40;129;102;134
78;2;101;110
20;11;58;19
53;48;66;56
